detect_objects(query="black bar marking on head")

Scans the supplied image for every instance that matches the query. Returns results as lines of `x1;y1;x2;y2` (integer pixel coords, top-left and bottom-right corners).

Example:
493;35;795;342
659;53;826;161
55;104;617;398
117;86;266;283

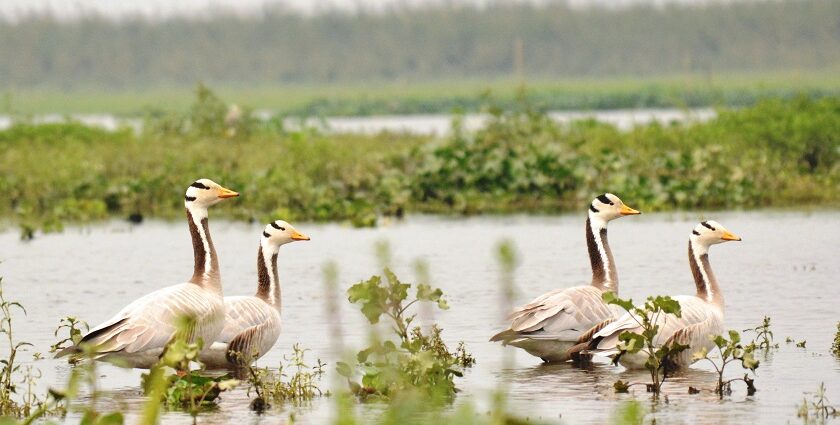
185;196;196;201
701;221;716;231
270;222;286;231
596;194;613;205
191;181;210;190
262;231;271;238
692;230;700;236
589;204;599;213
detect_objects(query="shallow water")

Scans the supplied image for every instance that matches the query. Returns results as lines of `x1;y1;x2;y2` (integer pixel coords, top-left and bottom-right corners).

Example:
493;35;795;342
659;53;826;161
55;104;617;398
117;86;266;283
0;108;714;135
1;211;838;424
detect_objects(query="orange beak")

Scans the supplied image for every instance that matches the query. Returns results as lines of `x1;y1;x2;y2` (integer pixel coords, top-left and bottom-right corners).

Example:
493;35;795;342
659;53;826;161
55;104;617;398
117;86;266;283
721;230;742;241
290;230;310;241
619;204;641;215
217;186;239;199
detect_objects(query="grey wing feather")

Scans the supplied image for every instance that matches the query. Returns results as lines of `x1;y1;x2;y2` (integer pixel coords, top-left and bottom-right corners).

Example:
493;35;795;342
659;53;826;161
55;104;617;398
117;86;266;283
74;284;219;355
508;286;612;335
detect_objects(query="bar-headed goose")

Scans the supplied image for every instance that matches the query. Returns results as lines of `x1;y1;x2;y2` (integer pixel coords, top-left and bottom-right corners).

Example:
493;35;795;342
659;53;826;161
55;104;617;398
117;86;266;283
200;220;310;368
489;193;641;362
55;179;239;368
581;220;741;370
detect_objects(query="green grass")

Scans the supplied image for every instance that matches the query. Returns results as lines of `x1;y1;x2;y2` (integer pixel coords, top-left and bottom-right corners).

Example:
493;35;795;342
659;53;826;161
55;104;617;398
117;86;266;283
5;69;840;116
1;91;838;238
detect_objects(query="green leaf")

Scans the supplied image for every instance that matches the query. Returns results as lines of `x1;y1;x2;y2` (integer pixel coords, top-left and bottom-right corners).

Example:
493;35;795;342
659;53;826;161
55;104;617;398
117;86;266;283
728;329;741;344
357;348;374;362
741;351;760;371
416;283;442;302
360;301;384;324
603;292;634;311
653;296;682;317
95;412;124;425
336;361;353;378
617;332;645;354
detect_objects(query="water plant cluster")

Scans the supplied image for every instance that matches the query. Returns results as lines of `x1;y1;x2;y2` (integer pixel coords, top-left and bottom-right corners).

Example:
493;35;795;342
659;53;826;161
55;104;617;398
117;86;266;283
2;88;839;237
338;268;474;402
604;293;759;398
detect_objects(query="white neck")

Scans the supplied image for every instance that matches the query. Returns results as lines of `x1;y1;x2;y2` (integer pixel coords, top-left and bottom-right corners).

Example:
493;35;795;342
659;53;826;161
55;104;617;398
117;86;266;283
186;204;221;293
688;237;721;306
257;239;281;309
586;213;617;292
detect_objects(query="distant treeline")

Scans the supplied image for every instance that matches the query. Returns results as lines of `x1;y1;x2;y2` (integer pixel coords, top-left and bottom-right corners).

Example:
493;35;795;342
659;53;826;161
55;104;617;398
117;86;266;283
2;0;839;88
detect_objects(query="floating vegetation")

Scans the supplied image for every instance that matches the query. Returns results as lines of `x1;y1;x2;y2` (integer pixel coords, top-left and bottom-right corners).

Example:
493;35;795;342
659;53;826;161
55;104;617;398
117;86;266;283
245;343;327;412
832;323;840;358
797;340;808;348
338;268;474;401
744;316;778;350
3;91;839;237
693;330;759;397
603;293;687;396
797;382;840;423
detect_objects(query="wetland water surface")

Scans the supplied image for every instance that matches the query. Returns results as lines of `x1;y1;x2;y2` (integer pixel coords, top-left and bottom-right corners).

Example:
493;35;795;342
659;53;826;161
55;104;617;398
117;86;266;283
1;211;838;424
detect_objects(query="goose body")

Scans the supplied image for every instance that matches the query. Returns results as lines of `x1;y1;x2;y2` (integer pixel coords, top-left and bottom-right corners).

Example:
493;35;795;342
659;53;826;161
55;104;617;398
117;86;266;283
56;179;239;368
585;220;740;370
490;194;640;362
200;220;309;368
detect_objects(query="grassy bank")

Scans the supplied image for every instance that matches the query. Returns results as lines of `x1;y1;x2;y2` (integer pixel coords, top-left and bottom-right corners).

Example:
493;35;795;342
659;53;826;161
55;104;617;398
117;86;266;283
1;93;838;237
5;70;840;116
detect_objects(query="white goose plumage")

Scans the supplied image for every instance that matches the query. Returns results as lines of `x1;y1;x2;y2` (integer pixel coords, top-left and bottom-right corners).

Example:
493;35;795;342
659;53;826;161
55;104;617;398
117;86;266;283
200;220;310;369
489;193;641;362
55;179;239;368
584;220;741;370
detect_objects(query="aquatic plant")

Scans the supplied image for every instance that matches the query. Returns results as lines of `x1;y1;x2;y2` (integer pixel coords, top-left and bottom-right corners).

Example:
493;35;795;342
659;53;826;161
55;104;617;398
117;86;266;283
49;316;89;362
245;343;326;412
831;323;840;358
692;330;759;397
140;316;239;416
797;382;840;422
603;293;687;396
743;316;778;350
338;268;473;401
0;277;33;417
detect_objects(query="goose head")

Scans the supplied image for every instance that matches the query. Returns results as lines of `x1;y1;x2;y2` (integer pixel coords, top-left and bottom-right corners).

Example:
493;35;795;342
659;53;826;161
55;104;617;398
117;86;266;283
262;220;310;248
588;193;640;226
184;178;239;209
690;220;741;252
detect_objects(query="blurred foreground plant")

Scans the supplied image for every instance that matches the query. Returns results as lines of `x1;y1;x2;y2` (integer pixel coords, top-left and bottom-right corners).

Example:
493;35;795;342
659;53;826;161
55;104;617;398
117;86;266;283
337;268;473;402
140;316;239;417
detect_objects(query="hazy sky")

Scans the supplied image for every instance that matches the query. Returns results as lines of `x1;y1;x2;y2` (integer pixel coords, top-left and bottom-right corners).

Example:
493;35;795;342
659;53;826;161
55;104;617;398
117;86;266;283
0;0;732;21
